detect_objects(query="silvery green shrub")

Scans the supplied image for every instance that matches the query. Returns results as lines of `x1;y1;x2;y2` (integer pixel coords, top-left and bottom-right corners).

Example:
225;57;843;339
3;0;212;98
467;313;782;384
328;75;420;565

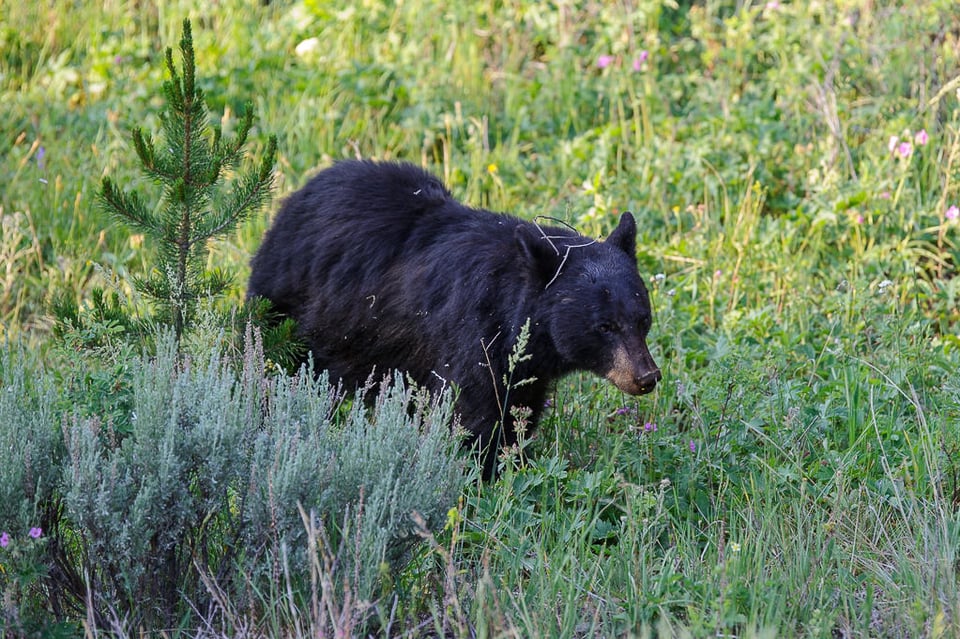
0;345;65;636
242;365;463;598
4;330;465;630
0;345;59;533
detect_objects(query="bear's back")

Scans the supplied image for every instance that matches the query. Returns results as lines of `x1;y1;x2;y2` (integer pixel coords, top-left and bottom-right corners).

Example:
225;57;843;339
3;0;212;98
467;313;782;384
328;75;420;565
283;160;452;232
247;160;516;310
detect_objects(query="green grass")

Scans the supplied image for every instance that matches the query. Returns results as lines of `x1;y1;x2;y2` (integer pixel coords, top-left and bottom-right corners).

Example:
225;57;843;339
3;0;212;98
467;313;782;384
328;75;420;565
2;0;960;636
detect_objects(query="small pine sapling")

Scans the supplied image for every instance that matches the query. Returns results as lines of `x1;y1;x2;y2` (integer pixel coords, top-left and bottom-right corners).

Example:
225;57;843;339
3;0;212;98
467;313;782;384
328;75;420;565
98;18;277;343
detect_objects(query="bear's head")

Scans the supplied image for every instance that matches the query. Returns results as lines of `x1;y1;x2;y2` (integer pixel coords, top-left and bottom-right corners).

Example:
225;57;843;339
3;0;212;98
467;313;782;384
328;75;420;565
516;212;661;395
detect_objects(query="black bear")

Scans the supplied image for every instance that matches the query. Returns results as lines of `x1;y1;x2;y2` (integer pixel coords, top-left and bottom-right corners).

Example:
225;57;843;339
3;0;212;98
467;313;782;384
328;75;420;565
248;160;660;478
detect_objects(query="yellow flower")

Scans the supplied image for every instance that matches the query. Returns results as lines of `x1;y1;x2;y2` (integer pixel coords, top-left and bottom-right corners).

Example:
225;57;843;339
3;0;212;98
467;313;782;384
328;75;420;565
487;163;498;174
445;506;461;530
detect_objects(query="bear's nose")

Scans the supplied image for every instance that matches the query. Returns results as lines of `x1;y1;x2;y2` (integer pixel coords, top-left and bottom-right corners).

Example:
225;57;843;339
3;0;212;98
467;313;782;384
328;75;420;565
636;369;661;394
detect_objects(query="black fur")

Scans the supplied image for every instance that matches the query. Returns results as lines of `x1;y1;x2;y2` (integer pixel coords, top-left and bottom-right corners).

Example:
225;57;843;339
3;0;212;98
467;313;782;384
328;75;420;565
248;160;661;478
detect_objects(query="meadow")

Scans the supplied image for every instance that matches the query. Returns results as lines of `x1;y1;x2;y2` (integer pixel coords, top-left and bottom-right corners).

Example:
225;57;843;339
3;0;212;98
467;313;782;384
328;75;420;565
2;0;960;636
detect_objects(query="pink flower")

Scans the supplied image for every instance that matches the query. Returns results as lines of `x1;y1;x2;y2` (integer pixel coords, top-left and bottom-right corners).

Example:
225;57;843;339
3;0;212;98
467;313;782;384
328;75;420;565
856;214;864;224
946;205;959;221
0;532;9;548
28;527;42;539
879;191;891;199
633;51;649;71
897;141;913;159
597;55;615;69
914;129;929;145
888;135;899;153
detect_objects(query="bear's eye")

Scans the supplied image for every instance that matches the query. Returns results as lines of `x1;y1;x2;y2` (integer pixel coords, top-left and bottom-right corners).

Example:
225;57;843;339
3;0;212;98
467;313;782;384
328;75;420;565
597;322;618;335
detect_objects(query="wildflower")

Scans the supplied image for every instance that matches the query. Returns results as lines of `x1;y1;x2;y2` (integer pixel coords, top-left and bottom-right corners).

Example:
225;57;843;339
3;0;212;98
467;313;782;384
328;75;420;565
765;1;780;9
487;163;498;174
0;532;8;547
855;214;864;224
36;146;46;170
914;129;929;145
654;273;666;283
632;51;649;71
878;279;893;293
294;37;321;60
28;527;42;539
879;191;890;200
644;421;657;432
731;541;741;553
714;269;723;278
689;440;696;452
615;406;634;416
946;205;959;221
896;141;913;159
543;398;553;409
888;135;899;153
597;55;615;69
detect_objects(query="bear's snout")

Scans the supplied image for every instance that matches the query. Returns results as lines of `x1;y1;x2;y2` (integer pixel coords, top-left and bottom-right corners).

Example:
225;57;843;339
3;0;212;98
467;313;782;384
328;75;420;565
633;368;662;394
604;344;661;395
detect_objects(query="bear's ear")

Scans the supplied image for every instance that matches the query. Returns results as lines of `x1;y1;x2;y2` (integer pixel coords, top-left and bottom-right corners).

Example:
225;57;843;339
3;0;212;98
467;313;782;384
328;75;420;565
607;212;637;260
515;223;562;285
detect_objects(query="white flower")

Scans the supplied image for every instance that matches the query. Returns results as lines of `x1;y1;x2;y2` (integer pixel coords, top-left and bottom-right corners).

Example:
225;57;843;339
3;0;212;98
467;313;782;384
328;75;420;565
295;37;322;60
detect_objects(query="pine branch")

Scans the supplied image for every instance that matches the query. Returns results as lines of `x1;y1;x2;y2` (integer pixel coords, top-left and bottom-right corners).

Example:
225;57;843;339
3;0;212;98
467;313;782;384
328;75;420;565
198;136;277;242
179;20;196;105
201;269;232;299
132;129;156;171
164;48;184;112
99;178;162;235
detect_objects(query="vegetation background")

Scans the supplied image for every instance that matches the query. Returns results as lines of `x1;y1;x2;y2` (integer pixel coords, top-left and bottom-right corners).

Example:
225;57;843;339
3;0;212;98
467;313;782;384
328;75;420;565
2;0;960;636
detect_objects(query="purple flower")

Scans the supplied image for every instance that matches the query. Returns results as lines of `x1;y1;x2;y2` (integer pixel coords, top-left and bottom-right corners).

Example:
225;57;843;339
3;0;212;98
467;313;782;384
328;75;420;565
914;129;929;145
946;205;959;221
28;527;42;539
36;146;46;170
689;440;696;452
644;421;657;432
597;55;615;69
615;406;633;416
0;532;9;548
